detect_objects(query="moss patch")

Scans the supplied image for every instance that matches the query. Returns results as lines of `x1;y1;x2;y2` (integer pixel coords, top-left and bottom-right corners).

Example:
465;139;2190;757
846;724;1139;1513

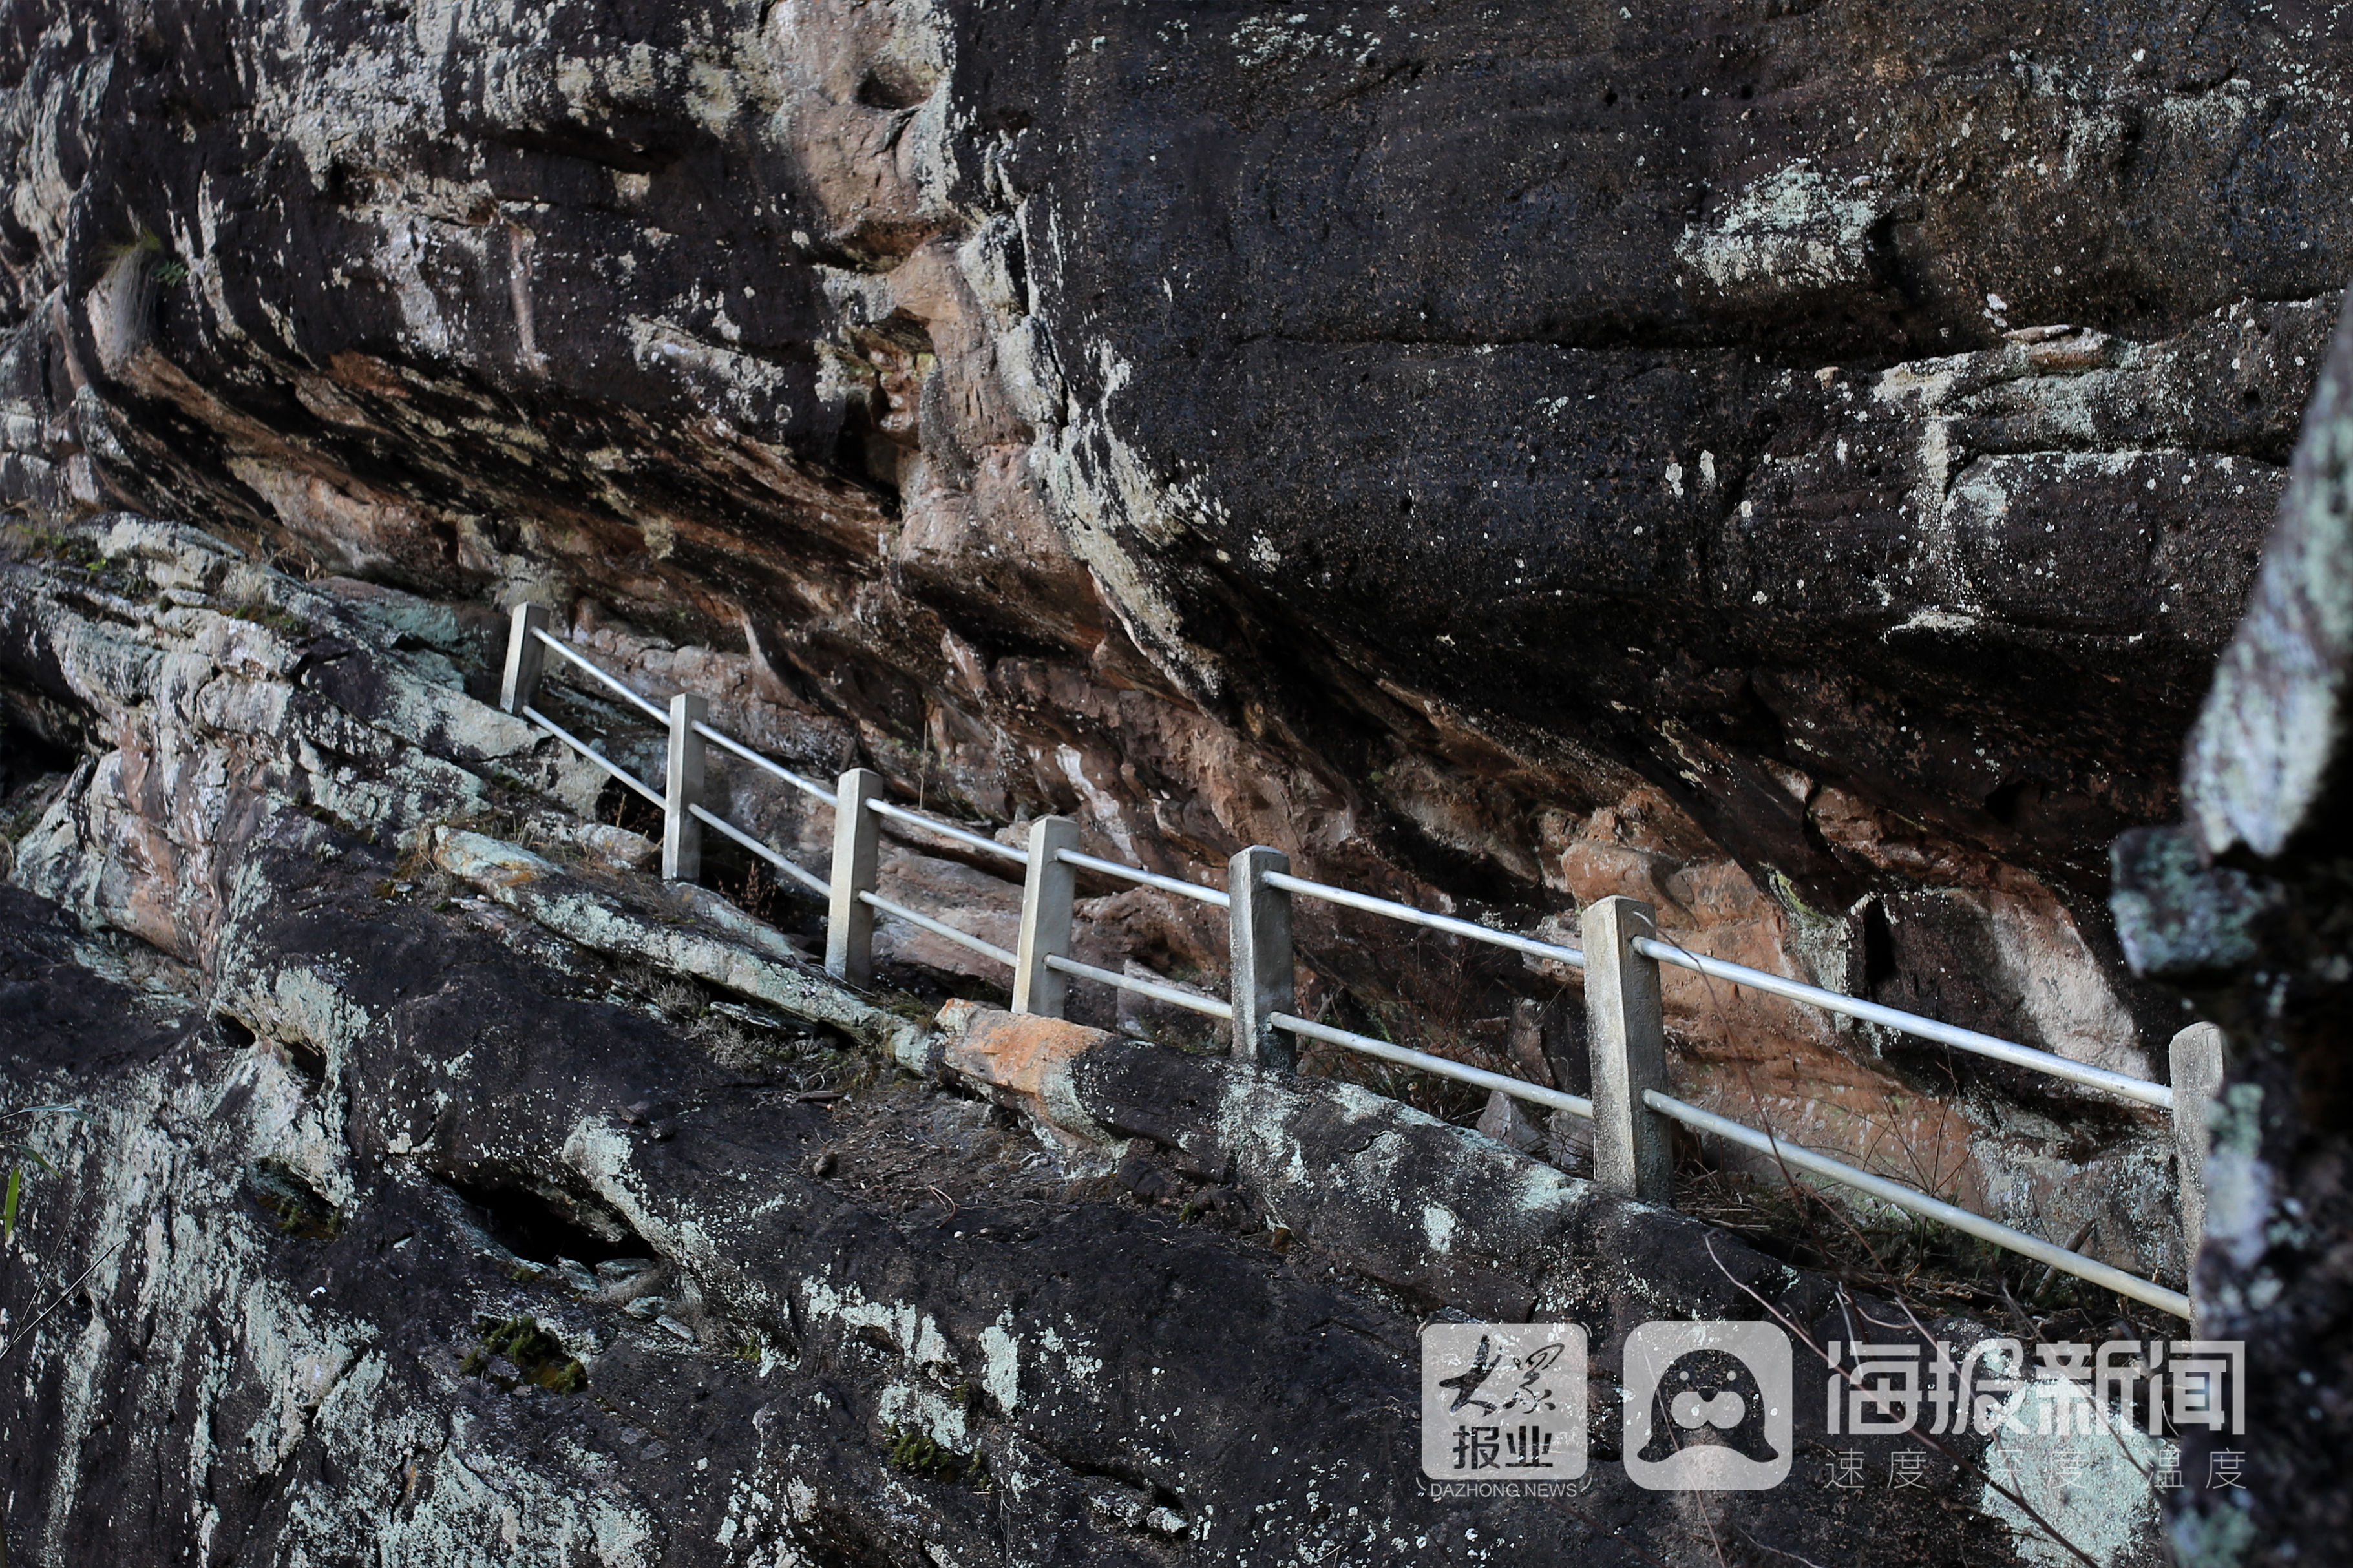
461;1315;588;1395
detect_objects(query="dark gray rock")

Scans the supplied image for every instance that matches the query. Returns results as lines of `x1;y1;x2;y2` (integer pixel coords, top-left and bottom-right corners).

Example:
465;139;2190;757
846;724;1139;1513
0;0;2312;1284
1;0;2337;1556
2111;290;2353;1566
0;862;2037;1567
2109;824;2280;979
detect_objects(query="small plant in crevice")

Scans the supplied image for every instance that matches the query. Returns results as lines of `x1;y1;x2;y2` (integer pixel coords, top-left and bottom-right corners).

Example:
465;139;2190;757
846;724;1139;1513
461;1314;588;1395
247;1160;343;1240
730;860;789;926
105;227;190;286
226;600;310;638
646;976;706;1021
883;1422;989;1487
2;1105;87;1244
4;523;114;580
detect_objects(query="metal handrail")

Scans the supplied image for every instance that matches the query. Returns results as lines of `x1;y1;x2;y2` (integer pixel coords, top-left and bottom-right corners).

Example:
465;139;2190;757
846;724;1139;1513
1632;937;2173;1111
688;804;828;897
512;621;2195;1317
1272;1012;1596;1120
522;704;662;806
868;797;1028;865
1263;863;2167;1113
525;625;2171;1117
1267;996;2186;1315
856;889;1017;967
1057;848;1232;907
533;628;668;724
1046;952;1234;1019
693;721;836;807
1265;871;1587;968
1644;1091;2191;1319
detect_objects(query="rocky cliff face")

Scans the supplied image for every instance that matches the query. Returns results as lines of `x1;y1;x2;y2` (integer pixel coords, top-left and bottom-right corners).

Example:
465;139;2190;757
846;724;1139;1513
0;527;2104;1566
0;0;2341;1559
6;0;2332;1281
2109;295;2353;1568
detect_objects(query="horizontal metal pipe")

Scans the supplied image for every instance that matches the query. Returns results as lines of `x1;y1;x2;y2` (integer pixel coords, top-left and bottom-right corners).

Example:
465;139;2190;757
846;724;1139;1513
1263;872;1586;969
690;722;838;807
1631;937;2173;1110
865;799;1028;866
1643;1090;2189;1319
522;705;662;805
856;890;1017;967
687;805;828;896
1270;1012;1596;1120
1044;953;1236;1019
529;629;2169;1116
531;629;669;724
1056;848;1233;908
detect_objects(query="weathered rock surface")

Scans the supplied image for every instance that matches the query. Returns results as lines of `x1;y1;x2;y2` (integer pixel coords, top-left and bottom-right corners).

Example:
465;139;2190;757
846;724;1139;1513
1;867;2030;1567
1;0;2337;1556
1;0;2330;1263
0;526;2168;1565
2111;294;2353;1568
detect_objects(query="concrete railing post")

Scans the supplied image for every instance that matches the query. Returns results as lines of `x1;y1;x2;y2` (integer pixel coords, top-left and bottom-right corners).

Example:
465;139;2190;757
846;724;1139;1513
662;693;706;883
826;768;885;984
1227;846;1296;1072
1583;895;1672;1204
499;603;549;715
2169;1021;2225;1282
1012;817;1080;1017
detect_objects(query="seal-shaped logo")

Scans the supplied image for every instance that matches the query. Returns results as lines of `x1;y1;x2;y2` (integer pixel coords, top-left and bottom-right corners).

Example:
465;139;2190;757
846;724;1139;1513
1623;1321;1791;1490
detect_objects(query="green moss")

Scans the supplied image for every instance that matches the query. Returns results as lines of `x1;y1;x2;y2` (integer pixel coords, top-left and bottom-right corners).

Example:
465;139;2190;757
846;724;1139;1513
4;524;116;580
249;1162;343;1240
227;602;310;638
462;1315;587;1395
883;1422;987;1485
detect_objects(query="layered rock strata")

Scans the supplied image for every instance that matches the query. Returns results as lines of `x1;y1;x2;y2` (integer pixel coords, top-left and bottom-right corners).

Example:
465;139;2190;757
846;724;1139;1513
7;0;2340;1281
0;530;2145;1564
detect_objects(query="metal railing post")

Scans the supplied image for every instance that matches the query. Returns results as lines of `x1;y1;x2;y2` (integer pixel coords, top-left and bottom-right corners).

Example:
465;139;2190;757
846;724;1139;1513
663;693;706;882
1012;816;1080;1017
1227;846;1296;1071
499;603;549;715
826;768;885;983
2169;1021;2224;1284
1583;895;1672;1204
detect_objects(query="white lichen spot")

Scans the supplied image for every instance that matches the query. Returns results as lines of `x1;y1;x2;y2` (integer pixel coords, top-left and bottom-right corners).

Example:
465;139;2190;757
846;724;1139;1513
1675;161;1895;300
980;1316;1022;1414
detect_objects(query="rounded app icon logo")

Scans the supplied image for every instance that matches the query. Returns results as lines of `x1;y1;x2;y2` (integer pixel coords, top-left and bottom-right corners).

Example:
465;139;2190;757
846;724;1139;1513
1623;1321;1791;1490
